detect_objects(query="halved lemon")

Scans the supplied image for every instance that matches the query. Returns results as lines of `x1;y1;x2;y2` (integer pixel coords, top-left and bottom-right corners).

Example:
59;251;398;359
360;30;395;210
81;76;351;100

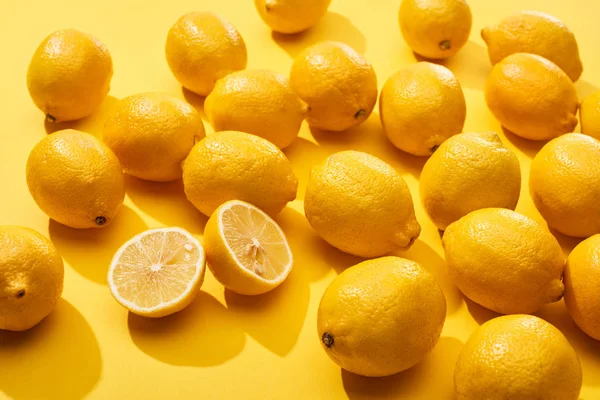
204;200;293;295
108;227;206;317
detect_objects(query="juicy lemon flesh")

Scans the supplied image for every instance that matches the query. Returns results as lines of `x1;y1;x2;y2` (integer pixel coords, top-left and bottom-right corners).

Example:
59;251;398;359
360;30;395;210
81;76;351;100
111;229;203;311
221;202;290;282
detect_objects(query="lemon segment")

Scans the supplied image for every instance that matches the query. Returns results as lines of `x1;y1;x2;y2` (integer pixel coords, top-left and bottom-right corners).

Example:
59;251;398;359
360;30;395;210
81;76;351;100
108;228;206;318
204;200;293;295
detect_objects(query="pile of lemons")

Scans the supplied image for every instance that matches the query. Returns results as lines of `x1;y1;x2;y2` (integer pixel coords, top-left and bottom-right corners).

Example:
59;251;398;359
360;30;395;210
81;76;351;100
2;0;600;398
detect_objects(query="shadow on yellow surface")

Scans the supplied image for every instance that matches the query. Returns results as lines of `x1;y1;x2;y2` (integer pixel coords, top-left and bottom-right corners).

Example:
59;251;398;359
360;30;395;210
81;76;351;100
537;301;600;387
552;229;585;256
44;95;119;136
399;240;463;314
49;205;148;284
125;176;208;234
128;291;245;366
463;296;501;325
182;88;208;120
0;299;101;400
414;40;491;92
341;337;463;399
501;126;547;159
283;137;328;201
272;12;366;59
309;113;428;179
278;206;364;275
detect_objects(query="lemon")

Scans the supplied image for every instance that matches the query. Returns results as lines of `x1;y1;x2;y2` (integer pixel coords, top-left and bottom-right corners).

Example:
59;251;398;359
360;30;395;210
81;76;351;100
108;227;206;318
399;0;472;59
27;29;113;122
182;131;298;217
289;41;377;131
205;70;306;149
103;92;205;182
317;256;446;377
420;132;521;230
482;11;583;82
166;12;247;96
0;226;64;331
304;151;420;258
442;208;565;314
579;90;600;140
380;62;466;156
455;315;582;400
254;0;332;34
204;200;293;295
26;130;125;229
485;53;578;141
564;234;600;340
530;133;600;238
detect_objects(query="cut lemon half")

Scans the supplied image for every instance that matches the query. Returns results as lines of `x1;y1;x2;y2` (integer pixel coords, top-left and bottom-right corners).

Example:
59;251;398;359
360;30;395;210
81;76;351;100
204;200;293;295
108;227;206;317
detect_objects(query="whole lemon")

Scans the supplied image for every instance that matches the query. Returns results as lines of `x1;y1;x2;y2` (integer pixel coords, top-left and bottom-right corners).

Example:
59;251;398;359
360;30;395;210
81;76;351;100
26;130;126;229
317;257;446;377
166;12;247;96
420;132;521;230
182;131;298;217
103;93;205;182
205;70;305;149
254;0;332;34
482;11;583;82
485;53;578;141
399;0;472;59
442;208;565;314
530;133;600;238
380;62;466;156
455;315;582;400
27;29;113;122
564;234;600;340
0;226;64;331
304;151;421;258
289;41;377;132
579;90;600;140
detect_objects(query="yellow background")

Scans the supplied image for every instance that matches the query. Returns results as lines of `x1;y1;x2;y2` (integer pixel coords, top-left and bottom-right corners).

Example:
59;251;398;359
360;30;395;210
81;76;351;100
1;0;600;398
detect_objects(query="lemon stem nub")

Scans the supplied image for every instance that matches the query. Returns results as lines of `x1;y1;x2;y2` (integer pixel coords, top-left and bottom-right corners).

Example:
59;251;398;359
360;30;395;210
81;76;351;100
46;114;56;123
95;216;107;226
439;40;451;50
355;109;366;119
16;290;25;299
322;332;334;348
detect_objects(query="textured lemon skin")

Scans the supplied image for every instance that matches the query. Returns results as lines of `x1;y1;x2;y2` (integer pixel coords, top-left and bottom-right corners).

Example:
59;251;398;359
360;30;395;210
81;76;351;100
455;315;582;400
530;133;600;238
27;29;113;122
26;130;126;229
304;151;421;258
166;12;247;96
485;53;579;141
254;0;332;34
203;202;289;296
399;0;472;59
317;256;446;377
182;131;298;217
0;226;64;331
420;132;521;230
579;90;600;140
482;11;583;82
205;70;306;149
290;41;378;132
442;208;565;314
103;92;205;182
564;235;600;340
380;62;466;156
